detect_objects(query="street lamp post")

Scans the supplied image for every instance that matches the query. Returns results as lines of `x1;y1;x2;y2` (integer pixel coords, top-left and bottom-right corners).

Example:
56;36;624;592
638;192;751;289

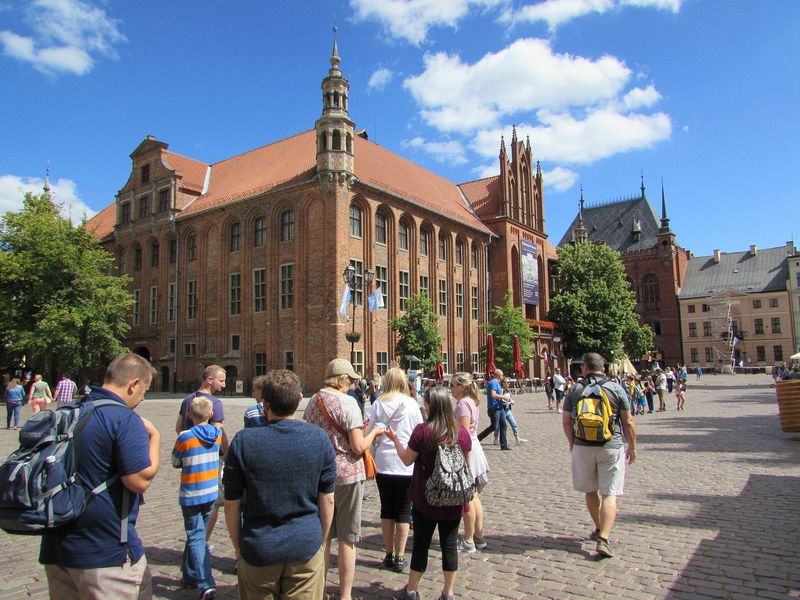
343;264;374;366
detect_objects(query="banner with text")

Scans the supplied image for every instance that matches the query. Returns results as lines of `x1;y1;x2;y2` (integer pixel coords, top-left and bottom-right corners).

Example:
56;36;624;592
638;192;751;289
521;240;539;306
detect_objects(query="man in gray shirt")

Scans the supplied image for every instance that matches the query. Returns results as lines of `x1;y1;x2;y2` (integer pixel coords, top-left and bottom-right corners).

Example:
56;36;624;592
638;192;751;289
562;352;637;558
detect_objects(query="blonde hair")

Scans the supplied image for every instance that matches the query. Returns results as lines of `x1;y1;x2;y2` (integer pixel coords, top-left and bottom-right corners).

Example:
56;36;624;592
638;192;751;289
451;371;480;407
379;367;408;400
190;396;213;421
325;374;351;391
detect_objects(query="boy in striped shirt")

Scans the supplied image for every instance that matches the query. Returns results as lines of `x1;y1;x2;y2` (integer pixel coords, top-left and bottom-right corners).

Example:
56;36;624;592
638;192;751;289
173;396;222;599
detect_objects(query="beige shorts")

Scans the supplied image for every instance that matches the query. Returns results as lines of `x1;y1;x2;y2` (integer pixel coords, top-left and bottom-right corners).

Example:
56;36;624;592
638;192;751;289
571;445;626;496
329;480;363;544
45;555;152;600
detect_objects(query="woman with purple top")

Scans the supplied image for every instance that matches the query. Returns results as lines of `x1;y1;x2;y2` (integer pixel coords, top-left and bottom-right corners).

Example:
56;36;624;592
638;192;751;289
388;385;471;600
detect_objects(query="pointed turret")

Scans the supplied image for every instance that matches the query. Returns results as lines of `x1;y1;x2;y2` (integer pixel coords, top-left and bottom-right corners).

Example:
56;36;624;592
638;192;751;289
499;135;506;158
640;172;646;199
659;178;671;233
526;135;531;152
43;164;51;196
316;25;355;181
572;186;588;243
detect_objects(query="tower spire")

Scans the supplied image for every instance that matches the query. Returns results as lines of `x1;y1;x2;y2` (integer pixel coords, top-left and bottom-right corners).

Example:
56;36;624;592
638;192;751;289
572;186;588;243
43;163;51;195
659;177;671;233
640;171;646;199
499;135;506;156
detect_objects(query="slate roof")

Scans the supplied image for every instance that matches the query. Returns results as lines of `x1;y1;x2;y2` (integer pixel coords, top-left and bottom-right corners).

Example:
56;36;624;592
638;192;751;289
557;195;663;252
679;245;792;299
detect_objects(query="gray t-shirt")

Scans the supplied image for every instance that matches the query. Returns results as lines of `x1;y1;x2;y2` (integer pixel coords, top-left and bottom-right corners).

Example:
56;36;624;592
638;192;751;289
563;374;630;449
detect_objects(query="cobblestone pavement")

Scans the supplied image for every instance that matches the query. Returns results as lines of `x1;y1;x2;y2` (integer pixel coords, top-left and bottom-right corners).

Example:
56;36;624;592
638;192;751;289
1;373;799;599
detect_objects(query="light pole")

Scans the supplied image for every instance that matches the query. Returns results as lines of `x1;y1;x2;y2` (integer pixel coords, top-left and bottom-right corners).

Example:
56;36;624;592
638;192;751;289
343;264;374;366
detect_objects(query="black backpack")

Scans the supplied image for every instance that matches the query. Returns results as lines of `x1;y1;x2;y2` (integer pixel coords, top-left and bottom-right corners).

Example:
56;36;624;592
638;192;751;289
0;398;132;541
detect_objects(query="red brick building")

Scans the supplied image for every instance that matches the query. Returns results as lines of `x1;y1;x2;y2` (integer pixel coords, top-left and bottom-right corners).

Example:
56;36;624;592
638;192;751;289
559;181;691;367
87;41;559;392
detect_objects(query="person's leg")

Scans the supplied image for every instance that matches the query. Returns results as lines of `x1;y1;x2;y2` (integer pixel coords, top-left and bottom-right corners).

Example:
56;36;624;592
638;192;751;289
477;409;496;441
437;517;461;597
394;475;413;559
498;408;510;449
181;503;214;589
237;558;281;600
282;546;326;600
585;491;601;531
376;473;397;560
44;565;81;600
598;495;618;539
395;522;411;558
13;403;20;427
505;409;519;436
336;481;363;600
56;556;152;600
407;507;436;589
472;494;485;541
337;541;356;600
462;499;476;543
6;403;12;428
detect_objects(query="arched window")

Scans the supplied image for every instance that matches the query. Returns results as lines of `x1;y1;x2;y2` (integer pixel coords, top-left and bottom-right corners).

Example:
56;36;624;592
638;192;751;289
471;242;478;270
332;130;341;150
399;221;409;251
349;203;362;238
281;210;294;242
420;227;430;256
641;273;660;306
253;216;266;247
150;241;159;267
230;222;241;252
375;212;387;245
186;234;197;261
133;244;142;272
438;232;448;262
455;240;464;266
346;133;352;153
117;248;126;274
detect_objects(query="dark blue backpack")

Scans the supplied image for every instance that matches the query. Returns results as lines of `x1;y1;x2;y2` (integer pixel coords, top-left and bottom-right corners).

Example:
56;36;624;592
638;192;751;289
0;399;131;541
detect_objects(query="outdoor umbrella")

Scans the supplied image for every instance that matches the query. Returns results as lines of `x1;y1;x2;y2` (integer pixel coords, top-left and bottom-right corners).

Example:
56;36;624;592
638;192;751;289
513;335;526;379
485;333;496;379
790;352;800;360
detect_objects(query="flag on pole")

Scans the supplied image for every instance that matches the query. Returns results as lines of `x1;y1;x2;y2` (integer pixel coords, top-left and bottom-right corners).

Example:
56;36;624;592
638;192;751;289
368;284;385;313
732;336;740;347
339;286;351;318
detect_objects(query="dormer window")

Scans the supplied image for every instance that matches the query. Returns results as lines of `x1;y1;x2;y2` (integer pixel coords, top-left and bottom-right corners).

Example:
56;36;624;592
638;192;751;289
141;164;150;184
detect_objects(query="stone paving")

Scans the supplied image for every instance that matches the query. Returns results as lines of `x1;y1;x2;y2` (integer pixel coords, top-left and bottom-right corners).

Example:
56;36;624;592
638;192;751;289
1;373;799;599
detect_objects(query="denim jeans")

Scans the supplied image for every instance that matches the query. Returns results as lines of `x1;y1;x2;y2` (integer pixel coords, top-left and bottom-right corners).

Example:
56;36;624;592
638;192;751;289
477;407;509;448
6;402;21;428
181;501;215;591
503;407;519;436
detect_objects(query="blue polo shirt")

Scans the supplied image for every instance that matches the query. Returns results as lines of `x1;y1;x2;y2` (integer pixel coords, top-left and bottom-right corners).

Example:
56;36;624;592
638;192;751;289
486;378;503;410
179;391;225;430
39;386;151;568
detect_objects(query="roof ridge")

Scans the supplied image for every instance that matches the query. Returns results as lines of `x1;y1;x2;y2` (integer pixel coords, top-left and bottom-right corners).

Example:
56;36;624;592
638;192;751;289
162;148;209;167
584;194;644;209
458;174;499;186
210;129;316;167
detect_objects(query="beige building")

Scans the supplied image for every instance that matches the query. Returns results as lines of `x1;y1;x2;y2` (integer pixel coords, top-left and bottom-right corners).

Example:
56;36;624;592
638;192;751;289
678;243;796;370
788;250;800;355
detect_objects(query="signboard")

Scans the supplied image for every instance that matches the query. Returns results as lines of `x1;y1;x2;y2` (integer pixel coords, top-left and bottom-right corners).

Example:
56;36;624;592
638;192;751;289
236;380;244;394
521;240;539;305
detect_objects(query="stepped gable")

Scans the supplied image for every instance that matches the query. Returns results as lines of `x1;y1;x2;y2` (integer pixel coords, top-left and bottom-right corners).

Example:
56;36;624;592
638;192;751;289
558;195;660;251
679;245;791;299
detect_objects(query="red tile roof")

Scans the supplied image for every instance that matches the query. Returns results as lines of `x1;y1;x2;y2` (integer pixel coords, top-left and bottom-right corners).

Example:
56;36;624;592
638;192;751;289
162;150;209;196
84;202;116;242
458;176;501;220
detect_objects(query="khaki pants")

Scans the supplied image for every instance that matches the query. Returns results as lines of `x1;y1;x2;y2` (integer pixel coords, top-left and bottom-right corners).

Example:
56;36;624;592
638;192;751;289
44;555;152;600
238;545;325;600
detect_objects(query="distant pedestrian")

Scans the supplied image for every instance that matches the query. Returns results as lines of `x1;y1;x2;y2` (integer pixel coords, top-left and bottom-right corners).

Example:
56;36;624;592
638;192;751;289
562;352;637;559
655;369;667;412
27;373;53;413
499;377;527;444
53;373;78;403
666;368;675;393
675;381;687;411
544;376;555;410
172;396;222;598
476;369;510;451
224;370;336;600
695;366;702;381
552;368;566;413
5;377;25;429
643;381;655;413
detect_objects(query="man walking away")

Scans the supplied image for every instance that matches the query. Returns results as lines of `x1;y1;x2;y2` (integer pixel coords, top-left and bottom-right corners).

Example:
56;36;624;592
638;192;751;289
40;353;161;599
224;370;336;599
53;373;78;403
476;369;511;451
562;352;636;559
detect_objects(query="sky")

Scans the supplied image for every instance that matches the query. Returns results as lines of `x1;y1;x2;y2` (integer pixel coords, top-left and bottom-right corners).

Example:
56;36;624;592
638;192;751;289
1;0;798;257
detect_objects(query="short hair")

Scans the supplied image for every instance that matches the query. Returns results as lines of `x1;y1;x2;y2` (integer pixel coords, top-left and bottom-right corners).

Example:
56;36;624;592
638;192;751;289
324;373;351;390
190;396;213;421
582;352;605;372
61;372;71;379
380;367;409;397
252;375;267;397
262;369;302;417
104;353;156;386
204;364;225;380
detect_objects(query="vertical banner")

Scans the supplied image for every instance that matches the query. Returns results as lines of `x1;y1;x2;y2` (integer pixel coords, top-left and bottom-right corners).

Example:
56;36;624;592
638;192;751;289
521;239;539;305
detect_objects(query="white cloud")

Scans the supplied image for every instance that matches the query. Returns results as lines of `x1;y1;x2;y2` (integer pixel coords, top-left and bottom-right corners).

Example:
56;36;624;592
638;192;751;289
622;85;661;110
367;67;394;92
404;38;631;133
0;0;125;76
542;166;579;191
472;162;500;179
350;0;503;45
503;0;681;31
403;136;469;165
0;174;96;220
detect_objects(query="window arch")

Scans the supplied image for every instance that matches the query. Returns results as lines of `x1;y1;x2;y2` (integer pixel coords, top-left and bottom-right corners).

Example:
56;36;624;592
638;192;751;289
641;273;660;306
229;222;241;252
438;231;448;262
281;210;295;242
150;240;159;267
349;203;362;238
132;243;142;272
253;216;266;247
117;248;126;274
332;130;341;151
398;220;410;251
375;212;387;245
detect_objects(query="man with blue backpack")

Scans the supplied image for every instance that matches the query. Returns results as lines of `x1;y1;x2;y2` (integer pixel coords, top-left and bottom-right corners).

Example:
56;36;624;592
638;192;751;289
562;352;636;559
37;353;161;599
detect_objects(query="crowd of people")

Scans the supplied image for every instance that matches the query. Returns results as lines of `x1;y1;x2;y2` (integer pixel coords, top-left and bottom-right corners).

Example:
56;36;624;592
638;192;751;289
8;352;795;599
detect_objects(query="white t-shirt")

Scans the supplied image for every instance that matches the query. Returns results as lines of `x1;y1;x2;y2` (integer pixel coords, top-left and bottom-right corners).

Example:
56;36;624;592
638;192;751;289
553;373;566;391
365;392;423;476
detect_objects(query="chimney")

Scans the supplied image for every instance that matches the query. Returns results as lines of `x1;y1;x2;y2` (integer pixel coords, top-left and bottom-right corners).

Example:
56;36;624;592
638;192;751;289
788;241;796;254
713;249;721;263
750;244;757;256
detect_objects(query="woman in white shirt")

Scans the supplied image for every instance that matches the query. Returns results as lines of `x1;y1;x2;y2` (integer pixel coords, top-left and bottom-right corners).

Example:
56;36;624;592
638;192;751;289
365;367;424;573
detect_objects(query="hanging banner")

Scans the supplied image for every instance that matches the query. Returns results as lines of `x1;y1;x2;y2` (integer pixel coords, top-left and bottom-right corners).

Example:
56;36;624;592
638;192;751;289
521;239;539;306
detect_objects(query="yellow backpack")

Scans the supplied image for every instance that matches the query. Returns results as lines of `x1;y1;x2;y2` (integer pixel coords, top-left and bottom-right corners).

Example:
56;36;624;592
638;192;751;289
573;381;615;443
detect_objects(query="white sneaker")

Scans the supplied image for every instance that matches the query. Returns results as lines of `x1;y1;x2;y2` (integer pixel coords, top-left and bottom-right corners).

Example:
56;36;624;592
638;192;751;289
457;536;476;553
516;437;528;444
558;409;563;414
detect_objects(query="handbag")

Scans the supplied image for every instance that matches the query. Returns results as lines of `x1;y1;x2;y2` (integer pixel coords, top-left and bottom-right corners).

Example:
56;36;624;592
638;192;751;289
315;395;377;480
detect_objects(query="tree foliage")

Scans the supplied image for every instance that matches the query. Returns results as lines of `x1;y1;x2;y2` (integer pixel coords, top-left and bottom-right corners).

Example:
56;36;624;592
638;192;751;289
0;192;133;377
547;241;652;362
389;292;442;372
482;292;535;372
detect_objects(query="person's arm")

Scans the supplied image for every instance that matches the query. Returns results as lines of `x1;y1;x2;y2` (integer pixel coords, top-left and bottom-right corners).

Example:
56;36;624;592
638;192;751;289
385;427;419;466
620;409;637;464
212;421;230;455
224;499;242;561
318;491;334;543
562;409;574;450
457;414;471;430
175;413;184;435
347;425;384;455
27;385;33;404
121;416;161;494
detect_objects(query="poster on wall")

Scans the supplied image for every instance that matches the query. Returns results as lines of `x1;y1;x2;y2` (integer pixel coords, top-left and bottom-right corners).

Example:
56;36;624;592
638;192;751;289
521;239;539;305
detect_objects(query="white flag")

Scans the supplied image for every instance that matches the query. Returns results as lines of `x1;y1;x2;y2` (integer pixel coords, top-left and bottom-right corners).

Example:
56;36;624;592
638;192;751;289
339;286;351;318
373;285;384;310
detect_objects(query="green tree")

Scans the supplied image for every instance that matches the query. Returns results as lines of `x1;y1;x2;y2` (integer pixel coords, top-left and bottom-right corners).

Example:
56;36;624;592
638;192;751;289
0;192;133;378
482;292;535;372
389;292;442;372
547;241;652;362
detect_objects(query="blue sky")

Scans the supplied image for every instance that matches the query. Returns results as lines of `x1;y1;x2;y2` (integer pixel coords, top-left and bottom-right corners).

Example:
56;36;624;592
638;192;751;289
1;0;797;257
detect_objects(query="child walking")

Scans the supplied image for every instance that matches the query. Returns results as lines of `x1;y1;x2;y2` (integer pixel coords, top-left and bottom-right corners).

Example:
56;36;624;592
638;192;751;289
173;396;224;599
676;381;687;411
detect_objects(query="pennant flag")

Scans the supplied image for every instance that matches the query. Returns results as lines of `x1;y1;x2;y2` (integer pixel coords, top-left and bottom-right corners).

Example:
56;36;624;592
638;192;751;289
732;336;740;347
369;284;385;313
368;291;376;313
339;286;351;318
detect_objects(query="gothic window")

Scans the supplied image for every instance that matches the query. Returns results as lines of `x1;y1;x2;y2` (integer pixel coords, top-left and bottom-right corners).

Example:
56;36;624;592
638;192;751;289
420;228;429;256
349;203;362;238
281;210;295;242
399;221;409;251
332;129;341;150
375;212;387;245
253;216;266;247
230;222;241;252
641;273;660;306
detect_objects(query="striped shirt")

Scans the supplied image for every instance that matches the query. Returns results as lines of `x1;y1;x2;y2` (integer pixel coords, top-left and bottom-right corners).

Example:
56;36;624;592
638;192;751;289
54;378;78;403
172;424;222;506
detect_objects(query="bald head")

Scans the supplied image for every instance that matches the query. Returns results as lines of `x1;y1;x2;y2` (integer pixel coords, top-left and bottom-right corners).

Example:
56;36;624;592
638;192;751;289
494;369;503;379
